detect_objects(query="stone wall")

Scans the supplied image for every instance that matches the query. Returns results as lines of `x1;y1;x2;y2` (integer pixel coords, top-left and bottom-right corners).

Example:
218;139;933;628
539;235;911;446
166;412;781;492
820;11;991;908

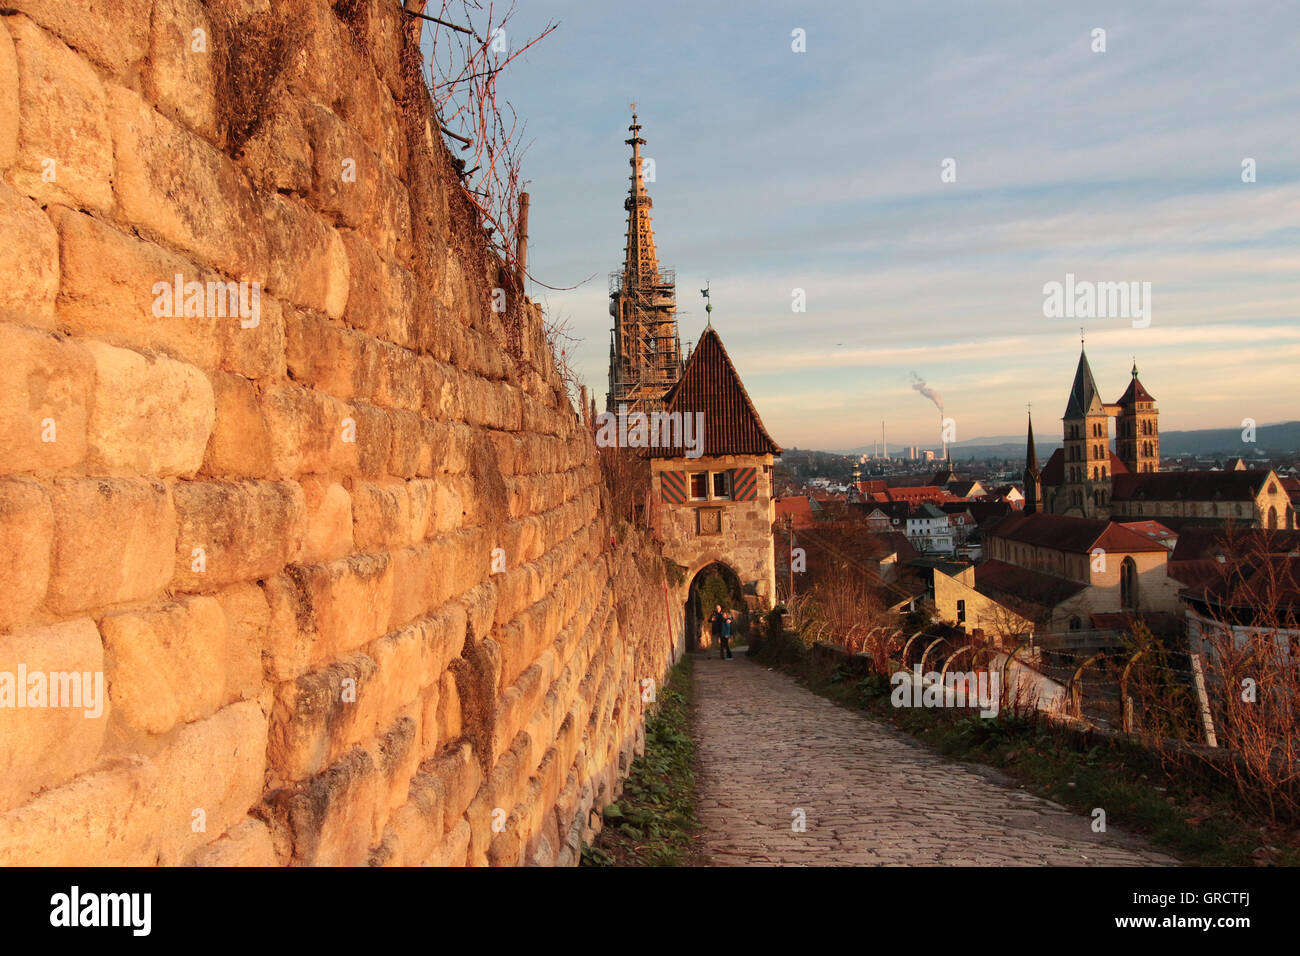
0;0;681;865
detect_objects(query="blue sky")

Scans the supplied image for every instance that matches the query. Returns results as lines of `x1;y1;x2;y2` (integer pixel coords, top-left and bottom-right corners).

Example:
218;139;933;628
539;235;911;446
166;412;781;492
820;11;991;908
432;1;1299;451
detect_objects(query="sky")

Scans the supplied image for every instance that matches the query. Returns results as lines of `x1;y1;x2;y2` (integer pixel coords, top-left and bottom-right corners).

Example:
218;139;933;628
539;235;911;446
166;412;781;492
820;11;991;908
429;1;1299;452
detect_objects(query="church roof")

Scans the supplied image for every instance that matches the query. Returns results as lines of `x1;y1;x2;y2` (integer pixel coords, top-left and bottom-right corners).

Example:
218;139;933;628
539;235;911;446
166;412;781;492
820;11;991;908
653;326;781;458
988;512;1168;554
1064;348;1106;419
1116;362;1156;405
1110;470;1275;502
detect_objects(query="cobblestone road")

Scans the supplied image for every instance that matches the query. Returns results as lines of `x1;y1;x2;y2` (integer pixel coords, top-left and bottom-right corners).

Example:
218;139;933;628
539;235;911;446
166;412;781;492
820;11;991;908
692;654;1178;866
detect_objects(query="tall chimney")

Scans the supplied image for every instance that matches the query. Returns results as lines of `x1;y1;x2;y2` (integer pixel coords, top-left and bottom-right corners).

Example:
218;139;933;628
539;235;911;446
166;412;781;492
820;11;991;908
881;420;886;460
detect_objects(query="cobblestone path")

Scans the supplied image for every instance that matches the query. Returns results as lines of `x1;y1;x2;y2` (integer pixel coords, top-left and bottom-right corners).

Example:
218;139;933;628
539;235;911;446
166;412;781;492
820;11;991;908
692;655;1179;866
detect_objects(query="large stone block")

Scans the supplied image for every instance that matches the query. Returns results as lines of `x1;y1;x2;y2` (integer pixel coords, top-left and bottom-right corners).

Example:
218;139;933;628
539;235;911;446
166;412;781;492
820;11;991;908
386;772;444;866
170;479;305;591
186;816;278;866
0;617;109;812
0;758;149;865
0;184;58;325
48;207;223;370
99;595;228;735
236;99;312;195
4;0;150;80
211;580;268;706
284;307;360;400
83;340;215;478
422;741;480;832
0;21;17;169
267;651;377;783
305;105;411;263
386;409;426;479
348;401;392;478
0;478;51;633
0;325;91;475
426;817;471;867
0;699;265;865
45;477;176;614
201;371;275;478
283;553;395;667
264;745;384;866
349;478;410;551
142;0;217;139
220;290;285;380
262;194;350;319
339;228;415;348
144;699;268;864
7;15;114;213
260;385;355;478
297;475;352;564
109;84;267;282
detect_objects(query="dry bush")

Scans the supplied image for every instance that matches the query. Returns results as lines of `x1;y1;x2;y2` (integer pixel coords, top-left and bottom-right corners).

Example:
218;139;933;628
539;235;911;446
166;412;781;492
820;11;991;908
418;1;556;271
1194;551;1300;823
542;310;585;411
598;444;649;535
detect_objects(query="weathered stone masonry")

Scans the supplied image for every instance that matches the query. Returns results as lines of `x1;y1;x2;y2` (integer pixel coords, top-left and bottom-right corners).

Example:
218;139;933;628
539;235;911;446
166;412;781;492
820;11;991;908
0;0;681;865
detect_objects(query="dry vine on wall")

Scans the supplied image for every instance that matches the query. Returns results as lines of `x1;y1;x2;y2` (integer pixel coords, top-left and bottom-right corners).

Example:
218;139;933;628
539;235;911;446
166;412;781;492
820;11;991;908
408;0;556;273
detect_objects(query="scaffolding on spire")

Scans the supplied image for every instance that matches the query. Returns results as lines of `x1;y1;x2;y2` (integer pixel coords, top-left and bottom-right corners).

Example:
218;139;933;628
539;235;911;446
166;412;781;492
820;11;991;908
606;107;683;413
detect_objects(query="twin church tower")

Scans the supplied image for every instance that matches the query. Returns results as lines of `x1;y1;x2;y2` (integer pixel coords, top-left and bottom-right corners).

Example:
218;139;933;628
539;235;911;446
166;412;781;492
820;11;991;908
1025;347;1160;519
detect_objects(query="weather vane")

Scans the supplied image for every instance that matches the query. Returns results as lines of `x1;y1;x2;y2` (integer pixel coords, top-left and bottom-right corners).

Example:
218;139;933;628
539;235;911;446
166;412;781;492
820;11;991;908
701;282;712;325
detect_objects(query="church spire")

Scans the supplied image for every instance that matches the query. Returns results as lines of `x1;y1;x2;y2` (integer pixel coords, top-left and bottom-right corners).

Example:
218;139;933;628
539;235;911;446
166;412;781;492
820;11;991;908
1064;345;1105;419
623;107;659;280
1025;408;1040;474
1024;406;1042;515
605;106;681;414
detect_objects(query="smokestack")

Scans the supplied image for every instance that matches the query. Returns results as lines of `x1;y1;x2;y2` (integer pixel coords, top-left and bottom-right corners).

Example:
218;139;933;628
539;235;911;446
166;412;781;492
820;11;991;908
881;420;886;460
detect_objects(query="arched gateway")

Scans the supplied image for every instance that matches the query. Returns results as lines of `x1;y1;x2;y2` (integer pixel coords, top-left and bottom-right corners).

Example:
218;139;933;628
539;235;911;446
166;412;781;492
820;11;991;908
649;325;782;650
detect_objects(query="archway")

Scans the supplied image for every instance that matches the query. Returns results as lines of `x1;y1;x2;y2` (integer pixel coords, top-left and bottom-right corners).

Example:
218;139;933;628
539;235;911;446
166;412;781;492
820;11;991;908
685;561;746;653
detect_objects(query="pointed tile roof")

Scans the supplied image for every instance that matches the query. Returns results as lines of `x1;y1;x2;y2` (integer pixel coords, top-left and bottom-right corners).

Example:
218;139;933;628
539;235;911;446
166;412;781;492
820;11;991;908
652;326;781;458
1064;348;1106;419
1116;362;1156;405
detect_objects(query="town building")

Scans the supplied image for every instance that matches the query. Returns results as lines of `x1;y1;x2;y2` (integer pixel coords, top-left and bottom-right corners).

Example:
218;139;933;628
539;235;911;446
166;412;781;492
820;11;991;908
906;503;955;554
1109;469;1294;530
979;513;1181;630
650;324;782;645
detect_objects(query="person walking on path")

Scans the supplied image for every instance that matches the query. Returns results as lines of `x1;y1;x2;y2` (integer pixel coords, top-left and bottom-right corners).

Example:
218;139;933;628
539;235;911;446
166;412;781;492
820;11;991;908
709;604;727;658
719;610;734;660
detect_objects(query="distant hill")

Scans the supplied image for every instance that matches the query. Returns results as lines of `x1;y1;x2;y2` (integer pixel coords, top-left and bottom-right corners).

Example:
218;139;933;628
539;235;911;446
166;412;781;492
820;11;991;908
834;421;1300;463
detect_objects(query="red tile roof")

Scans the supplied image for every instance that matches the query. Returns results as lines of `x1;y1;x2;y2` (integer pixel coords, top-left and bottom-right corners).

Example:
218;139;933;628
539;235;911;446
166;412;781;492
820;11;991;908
1118;520;1178;546
653;326;781;458
1116;374;1156;406
975;559;1087;618
775;496;815;529
988;513;1169;554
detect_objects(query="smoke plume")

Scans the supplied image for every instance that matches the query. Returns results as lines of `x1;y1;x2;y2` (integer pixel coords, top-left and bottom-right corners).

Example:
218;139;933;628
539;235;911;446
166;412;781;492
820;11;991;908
909;372;943;415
